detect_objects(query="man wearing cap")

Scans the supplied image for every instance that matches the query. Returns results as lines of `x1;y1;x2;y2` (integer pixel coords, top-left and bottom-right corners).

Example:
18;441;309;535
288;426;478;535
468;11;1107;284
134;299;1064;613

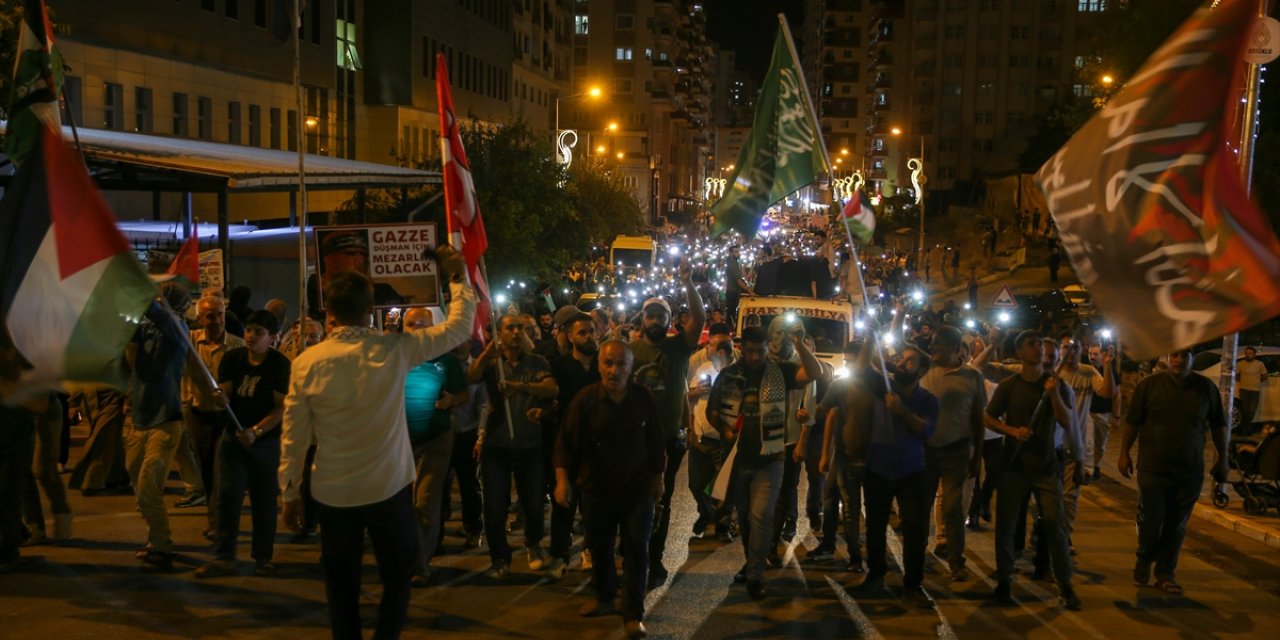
537;305;581;361
630;262;705;590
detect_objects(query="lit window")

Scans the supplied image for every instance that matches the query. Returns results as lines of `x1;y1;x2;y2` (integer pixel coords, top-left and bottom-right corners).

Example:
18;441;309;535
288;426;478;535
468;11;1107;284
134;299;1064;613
336;19;362;71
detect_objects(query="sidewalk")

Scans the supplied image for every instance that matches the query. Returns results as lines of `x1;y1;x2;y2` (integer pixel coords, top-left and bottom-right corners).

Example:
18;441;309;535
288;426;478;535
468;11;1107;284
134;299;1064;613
1093;426;1280;549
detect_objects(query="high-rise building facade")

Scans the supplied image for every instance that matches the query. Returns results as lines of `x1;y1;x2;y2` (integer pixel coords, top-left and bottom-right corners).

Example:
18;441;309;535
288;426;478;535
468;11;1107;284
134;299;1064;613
805;0;871;182
566;0;714;225
865;0;1104;197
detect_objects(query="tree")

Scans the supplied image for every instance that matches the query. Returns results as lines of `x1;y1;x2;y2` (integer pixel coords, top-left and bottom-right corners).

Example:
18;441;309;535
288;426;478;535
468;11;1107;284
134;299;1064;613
333;117;644;284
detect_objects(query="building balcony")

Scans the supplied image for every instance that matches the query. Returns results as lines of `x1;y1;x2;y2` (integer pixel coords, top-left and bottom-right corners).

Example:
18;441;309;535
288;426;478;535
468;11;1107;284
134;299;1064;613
652;58;672;68
873;100;891;112
867;121;889;136
869;51;893;71
672;109;691;122
870;146;889;157
866;168;887;180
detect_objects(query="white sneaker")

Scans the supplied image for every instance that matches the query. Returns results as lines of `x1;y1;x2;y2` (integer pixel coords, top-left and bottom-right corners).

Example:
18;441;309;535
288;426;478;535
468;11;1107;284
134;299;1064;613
527;546;547;571
53;513;72;541
580;549;594;571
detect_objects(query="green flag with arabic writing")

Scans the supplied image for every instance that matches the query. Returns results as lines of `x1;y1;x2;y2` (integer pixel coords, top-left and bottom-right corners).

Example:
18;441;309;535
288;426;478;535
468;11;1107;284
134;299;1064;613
711;16;829;237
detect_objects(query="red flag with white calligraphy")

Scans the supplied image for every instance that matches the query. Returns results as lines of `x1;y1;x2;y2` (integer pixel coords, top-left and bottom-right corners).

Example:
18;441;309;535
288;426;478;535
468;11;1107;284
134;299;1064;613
435;53;490;340
1036;0;1280;360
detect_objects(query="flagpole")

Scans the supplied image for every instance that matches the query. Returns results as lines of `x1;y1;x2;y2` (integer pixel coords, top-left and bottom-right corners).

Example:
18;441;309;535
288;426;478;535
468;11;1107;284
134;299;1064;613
778;13;832;171
837;208;892;389
1218;0;1270;435
477;256;516;439
293;0;310;349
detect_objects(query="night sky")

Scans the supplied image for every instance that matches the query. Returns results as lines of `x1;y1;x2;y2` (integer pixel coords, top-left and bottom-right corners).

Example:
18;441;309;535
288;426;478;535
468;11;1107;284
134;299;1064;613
704;0;806;78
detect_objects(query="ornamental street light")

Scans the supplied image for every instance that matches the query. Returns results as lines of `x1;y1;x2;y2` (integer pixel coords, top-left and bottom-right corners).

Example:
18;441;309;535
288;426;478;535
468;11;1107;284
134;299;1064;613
554;85;602;133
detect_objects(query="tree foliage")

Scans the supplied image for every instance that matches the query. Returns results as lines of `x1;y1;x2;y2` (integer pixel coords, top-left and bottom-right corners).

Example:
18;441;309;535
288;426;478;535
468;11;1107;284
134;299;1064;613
334;117;644;283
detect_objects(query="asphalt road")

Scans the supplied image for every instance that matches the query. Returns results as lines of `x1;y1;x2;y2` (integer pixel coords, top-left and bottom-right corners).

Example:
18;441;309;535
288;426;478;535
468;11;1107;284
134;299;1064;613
2;444;1278;640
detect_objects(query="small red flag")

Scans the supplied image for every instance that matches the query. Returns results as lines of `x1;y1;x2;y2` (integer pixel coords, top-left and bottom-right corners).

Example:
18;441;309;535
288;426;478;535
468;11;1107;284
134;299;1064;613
166;226;199;285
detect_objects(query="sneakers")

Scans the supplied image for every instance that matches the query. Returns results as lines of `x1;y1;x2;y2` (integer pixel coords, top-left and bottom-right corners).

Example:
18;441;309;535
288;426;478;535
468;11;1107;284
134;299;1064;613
846;557;866;574
253;562;277;577
857;573;886;594
53;513;72;541
747;579;768;600
464;532;483;549
484;560;508;579
140;550;176;573
766;550;783;567
175;492;208;508
808;545;836;561
1060;586;1083;611
527;546;547;571
951;565;972;581
579;599;616;617
580;549;594;571
543;556;568;579
21;528;48;547
691;515;710;539
992;580;1014;605
624;620;649;639
647;564;669;591
1133;561;1153;585
904;585;934;609
195;558;236;578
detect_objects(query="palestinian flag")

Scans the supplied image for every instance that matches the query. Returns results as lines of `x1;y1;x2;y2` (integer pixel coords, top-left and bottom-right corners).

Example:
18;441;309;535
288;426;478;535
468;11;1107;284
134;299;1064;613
841;190;875;244
166;226;200;285
4;0;63;169
0;126;155;402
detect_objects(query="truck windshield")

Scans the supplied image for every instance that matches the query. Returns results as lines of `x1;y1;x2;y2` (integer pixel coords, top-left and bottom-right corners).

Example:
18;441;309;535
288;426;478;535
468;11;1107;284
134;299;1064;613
741;314;849;355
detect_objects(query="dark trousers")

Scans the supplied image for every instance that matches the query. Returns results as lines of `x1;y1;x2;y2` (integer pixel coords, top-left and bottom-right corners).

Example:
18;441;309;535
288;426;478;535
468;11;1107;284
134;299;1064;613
1239;390;1261;434
649;438;686;572
803;425;826;525
586;491;655;622
687;436;731;531
725;292;740;330
995;466;1072;587
822;456;864;560
448;430;483;535
970;437;1004;520
771;443;802;545
185;408;224;529
213;435;280;562
481;445;544;564
301;445;320;532
864;469;932;587
0;452;31;560
317;484;417;640
1136;470;1203;581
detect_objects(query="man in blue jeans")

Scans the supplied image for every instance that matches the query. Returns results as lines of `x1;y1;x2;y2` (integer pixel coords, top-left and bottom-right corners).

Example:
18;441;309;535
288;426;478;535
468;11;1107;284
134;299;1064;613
708;325;821;600
281;249;476;640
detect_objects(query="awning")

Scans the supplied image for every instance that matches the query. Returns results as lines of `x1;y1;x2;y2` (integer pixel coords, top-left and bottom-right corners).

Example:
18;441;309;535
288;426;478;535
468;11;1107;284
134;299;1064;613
0;122;440;192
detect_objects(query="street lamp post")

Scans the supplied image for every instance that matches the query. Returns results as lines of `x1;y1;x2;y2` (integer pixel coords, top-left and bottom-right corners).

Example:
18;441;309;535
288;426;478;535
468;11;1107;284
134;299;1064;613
554;86;602;168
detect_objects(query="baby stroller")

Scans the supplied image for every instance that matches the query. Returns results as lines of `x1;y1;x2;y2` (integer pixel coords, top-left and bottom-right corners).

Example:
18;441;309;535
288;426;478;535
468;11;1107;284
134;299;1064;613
1215;425;1280;516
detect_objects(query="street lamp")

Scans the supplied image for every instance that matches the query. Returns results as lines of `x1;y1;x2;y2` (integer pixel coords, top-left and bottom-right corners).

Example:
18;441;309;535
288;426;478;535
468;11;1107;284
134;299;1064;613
555;85;602;133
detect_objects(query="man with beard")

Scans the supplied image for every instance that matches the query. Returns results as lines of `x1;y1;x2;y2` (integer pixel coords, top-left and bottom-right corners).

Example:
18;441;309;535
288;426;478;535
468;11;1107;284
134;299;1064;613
708;325;821;599
858;346;939;607
546;312;601;575
985;332;1081;610
555;341;665;639
1120;347;1227;596
920;326;986;582
630;261;705;590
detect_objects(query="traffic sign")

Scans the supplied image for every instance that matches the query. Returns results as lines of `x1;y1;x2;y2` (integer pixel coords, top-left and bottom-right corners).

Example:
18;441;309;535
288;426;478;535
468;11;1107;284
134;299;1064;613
991;285;1018;308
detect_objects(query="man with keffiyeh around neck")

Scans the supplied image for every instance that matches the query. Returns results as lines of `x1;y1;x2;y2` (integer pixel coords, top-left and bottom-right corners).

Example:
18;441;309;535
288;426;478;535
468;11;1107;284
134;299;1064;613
707;324;821;600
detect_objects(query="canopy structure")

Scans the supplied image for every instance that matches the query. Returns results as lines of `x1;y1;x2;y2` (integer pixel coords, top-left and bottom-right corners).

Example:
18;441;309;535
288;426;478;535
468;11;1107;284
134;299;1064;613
0;123;440;285
0;122;439;192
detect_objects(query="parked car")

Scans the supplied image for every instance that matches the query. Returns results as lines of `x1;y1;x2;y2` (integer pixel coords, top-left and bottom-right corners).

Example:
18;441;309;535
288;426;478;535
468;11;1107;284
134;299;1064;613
1193;347;1280;428
1061;284;1095;315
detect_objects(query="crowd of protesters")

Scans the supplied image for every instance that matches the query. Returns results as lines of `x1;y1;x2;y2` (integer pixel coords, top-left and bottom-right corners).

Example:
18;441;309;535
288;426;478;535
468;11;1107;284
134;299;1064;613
0;226;1246;639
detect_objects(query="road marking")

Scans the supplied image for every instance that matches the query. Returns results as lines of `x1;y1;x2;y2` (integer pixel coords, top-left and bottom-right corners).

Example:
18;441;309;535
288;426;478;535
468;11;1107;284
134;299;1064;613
825;575;886;639
883;523;959;639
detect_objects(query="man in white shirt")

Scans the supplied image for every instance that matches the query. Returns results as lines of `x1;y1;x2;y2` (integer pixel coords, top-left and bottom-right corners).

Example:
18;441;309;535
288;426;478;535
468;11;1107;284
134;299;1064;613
686;324;735;539
280;247;475;640
1237;347;1269;435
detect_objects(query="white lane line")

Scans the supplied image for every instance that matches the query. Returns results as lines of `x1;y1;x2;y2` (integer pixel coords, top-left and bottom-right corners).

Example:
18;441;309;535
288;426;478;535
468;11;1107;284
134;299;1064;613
883;523;960;640
825;575;886;640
